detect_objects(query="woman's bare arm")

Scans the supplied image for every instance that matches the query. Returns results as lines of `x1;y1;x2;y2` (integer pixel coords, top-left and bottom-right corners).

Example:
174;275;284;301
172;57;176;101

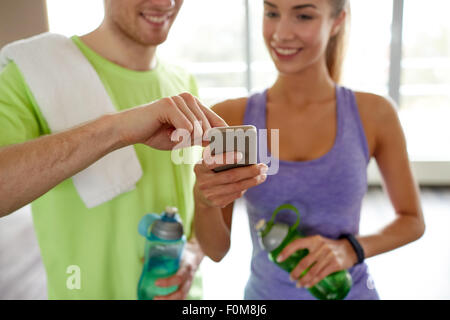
356;94;425;258
193;98;266;262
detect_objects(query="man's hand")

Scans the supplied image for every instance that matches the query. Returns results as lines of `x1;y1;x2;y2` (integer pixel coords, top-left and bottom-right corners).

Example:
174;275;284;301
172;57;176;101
0;93;226;217
152;239;204;300
116;92;227;150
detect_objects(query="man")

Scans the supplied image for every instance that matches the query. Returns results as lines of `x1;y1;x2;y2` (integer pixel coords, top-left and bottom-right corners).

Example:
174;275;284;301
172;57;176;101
0;0;262;300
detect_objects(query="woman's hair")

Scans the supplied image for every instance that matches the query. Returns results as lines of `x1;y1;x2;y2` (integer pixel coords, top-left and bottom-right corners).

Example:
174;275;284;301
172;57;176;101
326;0;351;84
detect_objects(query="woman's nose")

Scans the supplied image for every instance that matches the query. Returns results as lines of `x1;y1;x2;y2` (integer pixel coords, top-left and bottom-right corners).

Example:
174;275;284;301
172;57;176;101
273;19;296;42
150;0;176;10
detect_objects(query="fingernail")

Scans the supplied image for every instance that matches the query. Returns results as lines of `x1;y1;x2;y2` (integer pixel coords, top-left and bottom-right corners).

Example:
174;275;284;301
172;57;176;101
276;256;283;263
296;282;302;288
236;152;243;161
260;166;268;174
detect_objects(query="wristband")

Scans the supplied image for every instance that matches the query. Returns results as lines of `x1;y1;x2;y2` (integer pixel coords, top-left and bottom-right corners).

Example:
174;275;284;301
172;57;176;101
339;234;365;265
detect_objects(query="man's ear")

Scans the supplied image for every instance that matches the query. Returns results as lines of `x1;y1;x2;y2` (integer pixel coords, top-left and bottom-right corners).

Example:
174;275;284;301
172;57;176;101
331;10;347;37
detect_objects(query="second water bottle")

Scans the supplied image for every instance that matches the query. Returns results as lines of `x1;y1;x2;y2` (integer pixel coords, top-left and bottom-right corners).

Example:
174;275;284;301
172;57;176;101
256;204;353;300
137;206;185;300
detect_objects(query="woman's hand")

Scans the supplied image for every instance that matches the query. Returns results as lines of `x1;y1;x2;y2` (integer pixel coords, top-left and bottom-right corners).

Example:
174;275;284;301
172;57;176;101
194;146;268;209
277;235;358;288
153;239;204;300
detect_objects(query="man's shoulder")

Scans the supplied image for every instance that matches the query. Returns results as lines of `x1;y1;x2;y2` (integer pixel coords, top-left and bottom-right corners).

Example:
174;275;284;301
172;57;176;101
158;59;193;79
157;59;198;95
1;60;23;83
0;60;33;101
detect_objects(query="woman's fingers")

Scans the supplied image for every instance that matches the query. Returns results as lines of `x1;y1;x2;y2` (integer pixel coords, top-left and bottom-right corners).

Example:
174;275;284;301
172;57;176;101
289;246;321;281
295;245;333;287
204;164;267;188
201;174;267;201
206;191;247;209
280;236;346;288
194;146;268;208
275;236;333;284
307;264;340;288
277;237;316;263
202;145;243;171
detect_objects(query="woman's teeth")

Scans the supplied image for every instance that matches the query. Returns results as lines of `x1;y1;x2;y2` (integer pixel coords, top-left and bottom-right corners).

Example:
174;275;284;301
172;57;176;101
274;47;299;55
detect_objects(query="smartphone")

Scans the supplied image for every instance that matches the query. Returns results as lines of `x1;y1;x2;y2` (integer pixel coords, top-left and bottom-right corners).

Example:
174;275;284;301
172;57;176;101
206;125;258;173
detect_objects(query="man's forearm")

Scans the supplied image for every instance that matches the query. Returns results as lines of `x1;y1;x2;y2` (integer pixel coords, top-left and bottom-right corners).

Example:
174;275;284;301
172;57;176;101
0;114;123;217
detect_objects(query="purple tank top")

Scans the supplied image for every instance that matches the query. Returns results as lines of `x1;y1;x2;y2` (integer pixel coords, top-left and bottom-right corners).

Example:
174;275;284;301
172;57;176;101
242;86;380;300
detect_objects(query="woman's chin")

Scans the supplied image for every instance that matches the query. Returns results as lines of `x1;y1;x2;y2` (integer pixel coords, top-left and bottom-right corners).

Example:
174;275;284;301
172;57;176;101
274;64;304;75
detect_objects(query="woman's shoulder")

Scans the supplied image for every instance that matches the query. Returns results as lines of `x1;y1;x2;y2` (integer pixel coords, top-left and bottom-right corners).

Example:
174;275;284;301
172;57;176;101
352;91;400;156
353;91;399;124
211;97;248;127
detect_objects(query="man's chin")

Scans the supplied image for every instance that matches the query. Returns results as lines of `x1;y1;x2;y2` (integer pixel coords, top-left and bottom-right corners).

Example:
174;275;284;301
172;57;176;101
138;34;169;47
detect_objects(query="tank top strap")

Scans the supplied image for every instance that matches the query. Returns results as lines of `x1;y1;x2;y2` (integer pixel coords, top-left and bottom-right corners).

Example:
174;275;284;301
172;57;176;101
336;85;370;163
243;90;268;130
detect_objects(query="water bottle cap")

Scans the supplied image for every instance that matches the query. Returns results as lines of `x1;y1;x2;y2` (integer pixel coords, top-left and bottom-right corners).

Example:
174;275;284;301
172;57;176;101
151;208;184;240
257;222;290;252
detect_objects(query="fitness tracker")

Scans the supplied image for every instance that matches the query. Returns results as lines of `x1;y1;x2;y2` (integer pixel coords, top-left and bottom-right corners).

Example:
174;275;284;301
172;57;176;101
339;233;365;265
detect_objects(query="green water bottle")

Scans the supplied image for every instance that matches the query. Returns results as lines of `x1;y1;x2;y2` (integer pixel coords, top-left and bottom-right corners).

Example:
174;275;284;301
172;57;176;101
255;204;352;300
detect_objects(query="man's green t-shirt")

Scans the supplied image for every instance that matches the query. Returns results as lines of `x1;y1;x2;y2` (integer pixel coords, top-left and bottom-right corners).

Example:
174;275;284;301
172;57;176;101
0;36;203;299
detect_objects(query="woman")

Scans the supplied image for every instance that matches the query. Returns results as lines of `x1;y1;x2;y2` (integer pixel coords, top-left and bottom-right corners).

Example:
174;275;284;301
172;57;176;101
194;0;425;300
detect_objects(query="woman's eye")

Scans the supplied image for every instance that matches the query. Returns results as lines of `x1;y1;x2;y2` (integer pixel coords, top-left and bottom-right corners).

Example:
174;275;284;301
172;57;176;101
265;11;279;18
297;14;313;20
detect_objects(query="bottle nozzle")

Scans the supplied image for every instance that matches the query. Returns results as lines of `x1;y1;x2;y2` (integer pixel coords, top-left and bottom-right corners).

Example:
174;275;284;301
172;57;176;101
165;206;178;217
255;219;266;232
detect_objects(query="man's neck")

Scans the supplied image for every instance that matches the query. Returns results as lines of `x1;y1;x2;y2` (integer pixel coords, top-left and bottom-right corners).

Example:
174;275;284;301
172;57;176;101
80;22;157;71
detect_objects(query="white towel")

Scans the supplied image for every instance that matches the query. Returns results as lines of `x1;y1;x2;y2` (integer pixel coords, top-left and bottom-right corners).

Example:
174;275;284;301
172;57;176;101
0;33;143;208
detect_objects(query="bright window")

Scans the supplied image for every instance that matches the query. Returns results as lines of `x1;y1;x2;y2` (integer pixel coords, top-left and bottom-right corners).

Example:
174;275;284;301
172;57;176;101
158;0;248;105
46;0;450;161
46;0;104;37
399;0;450;161
342;1;392;95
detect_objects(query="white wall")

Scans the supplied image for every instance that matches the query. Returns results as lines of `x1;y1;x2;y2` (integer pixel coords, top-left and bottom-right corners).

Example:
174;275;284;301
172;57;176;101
0;0;48;49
